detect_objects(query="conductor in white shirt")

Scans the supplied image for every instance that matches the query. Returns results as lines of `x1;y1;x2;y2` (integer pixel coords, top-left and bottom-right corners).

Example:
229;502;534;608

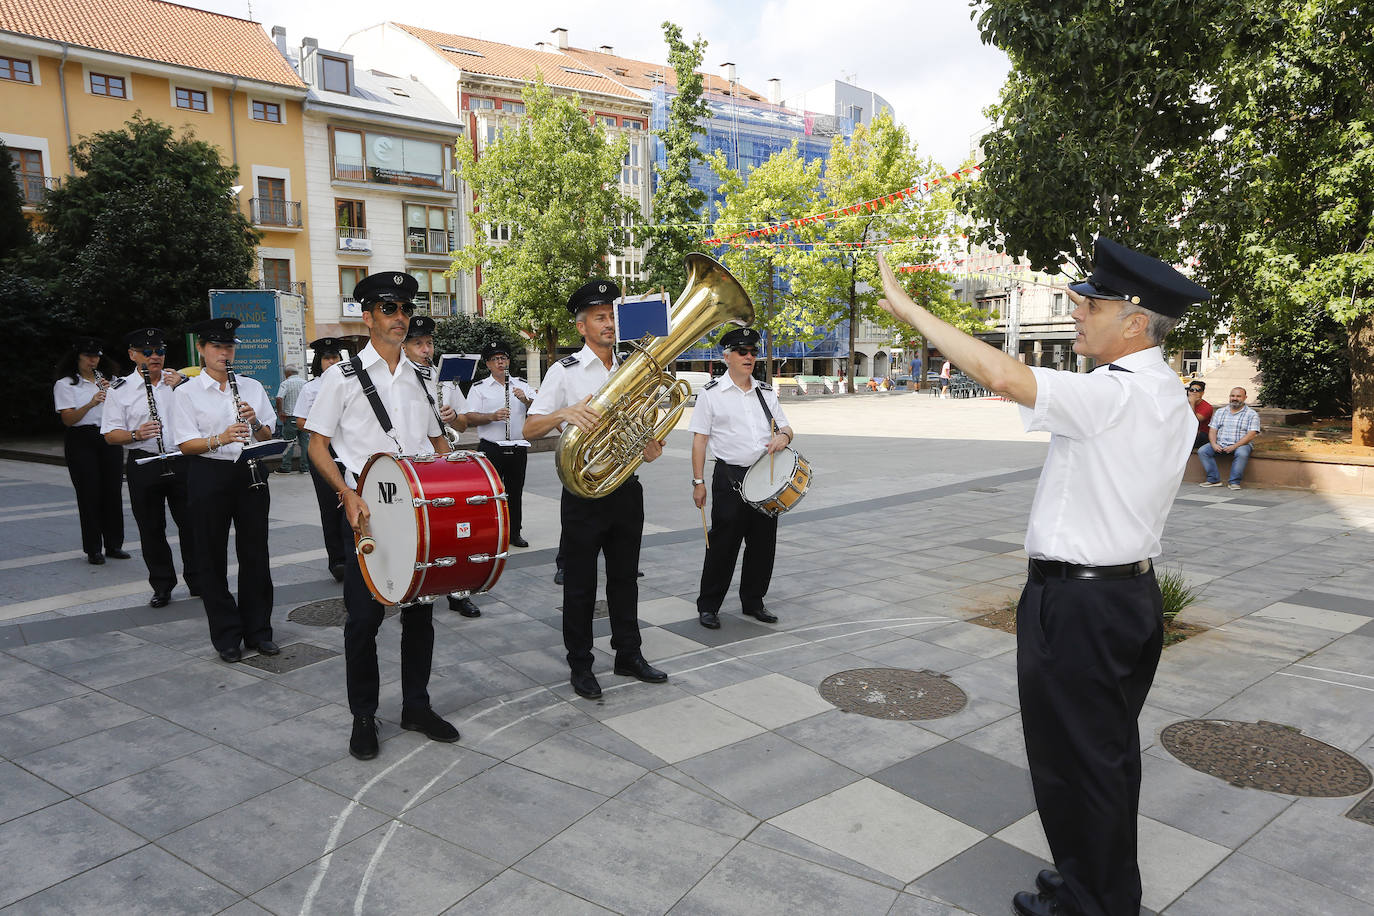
877;236;1209;916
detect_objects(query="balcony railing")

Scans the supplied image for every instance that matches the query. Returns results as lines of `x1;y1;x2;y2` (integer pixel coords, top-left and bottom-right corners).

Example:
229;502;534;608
256;279;307;298
337;226;371;253
250;197;303;228
16;172;58;207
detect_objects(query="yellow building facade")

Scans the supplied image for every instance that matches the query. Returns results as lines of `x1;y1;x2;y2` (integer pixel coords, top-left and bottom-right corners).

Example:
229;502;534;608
0;0;316;330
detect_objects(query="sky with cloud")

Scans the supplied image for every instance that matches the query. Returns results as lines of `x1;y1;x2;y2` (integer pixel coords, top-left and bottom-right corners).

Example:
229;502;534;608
186;0;1011;169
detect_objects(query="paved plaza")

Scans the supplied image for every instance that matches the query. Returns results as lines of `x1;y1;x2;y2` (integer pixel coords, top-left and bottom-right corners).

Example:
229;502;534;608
2;393;1373;915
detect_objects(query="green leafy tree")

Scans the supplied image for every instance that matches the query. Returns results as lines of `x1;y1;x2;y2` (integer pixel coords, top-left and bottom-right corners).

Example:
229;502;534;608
809;113;969;389
0;142;33;255
433;312;525;378
451;77;637;368
639;21;710;295
708;143;824;381
40;115;258;362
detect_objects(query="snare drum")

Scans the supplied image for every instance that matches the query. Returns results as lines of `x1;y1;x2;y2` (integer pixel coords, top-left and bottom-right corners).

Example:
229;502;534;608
355;451;509;606
738;447;811;517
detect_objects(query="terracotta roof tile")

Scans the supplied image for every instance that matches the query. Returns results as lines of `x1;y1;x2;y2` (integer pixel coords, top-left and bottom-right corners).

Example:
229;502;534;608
559;44;771;105
396;24;640;102
0;0;305;89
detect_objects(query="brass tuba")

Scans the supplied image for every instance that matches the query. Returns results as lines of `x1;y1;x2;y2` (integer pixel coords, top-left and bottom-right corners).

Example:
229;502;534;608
556;254;755;499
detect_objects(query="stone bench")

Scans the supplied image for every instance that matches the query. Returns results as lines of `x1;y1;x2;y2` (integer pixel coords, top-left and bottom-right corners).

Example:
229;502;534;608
1183;451;1374;495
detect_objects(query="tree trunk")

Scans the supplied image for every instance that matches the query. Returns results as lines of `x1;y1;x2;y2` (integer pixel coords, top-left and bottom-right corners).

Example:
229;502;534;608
1350;309;1374;447
543;325;558;375
764;258;776;384
847;283;857;394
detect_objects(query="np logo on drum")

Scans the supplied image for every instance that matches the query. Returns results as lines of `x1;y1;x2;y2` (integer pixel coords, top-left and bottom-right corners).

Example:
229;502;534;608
377;481;399;505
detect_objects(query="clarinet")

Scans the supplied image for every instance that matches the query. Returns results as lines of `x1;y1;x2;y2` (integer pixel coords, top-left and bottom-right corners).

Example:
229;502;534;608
504;376;511;441
225;365;266;489
93;368;109;390
139;365;176;477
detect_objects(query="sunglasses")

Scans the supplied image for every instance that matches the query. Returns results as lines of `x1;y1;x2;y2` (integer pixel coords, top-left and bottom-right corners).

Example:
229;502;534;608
139;347;167;357
1187;386;1203;392
373;302;416;317
730;346;759;356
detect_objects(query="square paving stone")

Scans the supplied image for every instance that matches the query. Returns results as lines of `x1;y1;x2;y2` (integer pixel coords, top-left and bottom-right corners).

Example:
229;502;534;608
594;624;706;664
614;771;757;839
0;691;147;758
309;739;498;819
602;695;764;764
0;799;144;907
506;731;647;797
674;732;861;820
515;797;737;916
6;631;148;669
1165;851;1374;916
17;716;214;795
160;778;387;895
636;596;699;626
745;822;907;891
253;822;500;915
11;843;240;915
445;869;615;915
661;614;779;648
103;660;261;716
1138;752;1294;849
776;708;946;775
1240;802;1374;904
80;744;295;838
157;680;331;741
1253;602;1372;634
51;641;195;690
698;672;835;730
671;840;899;916
0;663;88;716
768;779;983;884
872;741;1037;834
402;762;604;866
231;703;358;776
909;836;1054;916
0;760;66;824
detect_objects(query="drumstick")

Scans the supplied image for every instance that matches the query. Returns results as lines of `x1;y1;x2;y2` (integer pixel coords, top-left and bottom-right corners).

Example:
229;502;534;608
770;420;777;484
699;505;710;549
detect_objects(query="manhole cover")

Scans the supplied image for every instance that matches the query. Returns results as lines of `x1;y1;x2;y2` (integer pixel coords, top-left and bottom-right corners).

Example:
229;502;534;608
557;600;609;618
1348;791;1374;827
241;642;340;674
288;598;399;627
818;668;967;720
1162;719;1373;797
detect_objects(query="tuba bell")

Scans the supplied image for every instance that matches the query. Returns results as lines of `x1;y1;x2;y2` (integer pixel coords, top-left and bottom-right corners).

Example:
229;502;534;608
556;254;755;499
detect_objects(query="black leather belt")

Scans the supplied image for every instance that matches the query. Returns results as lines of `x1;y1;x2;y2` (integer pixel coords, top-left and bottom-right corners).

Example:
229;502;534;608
1029;558;1152;581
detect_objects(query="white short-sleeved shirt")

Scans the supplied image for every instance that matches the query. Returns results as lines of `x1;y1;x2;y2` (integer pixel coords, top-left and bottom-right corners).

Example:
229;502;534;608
1020;347;1194;565
688;374;790;467
53;377;104;428
526;344;614;428
168;370;277;462
468;374;535;447
100;370;177;455
305;343;442;483
294;377;322;425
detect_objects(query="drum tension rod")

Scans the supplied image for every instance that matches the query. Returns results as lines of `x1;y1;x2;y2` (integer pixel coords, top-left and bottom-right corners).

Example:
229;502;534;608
466;494;509;504
468;552;510;563
414;557;458;570
413;497;456;508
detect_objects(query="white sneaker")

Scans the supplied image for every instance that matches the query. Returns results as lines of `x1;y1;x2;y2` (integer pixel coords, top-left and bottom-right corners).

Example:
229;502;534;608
1199;481;1223;487
1228;483;1242;490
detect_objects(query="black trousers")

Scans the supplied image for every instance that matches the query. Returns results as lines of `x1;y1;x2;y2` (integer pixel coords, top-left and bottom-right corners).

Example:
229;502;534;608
308;455;348;569
477;441;528;537
186;458;273;652
340;513;434;716
1017;562;1164;916
560;478;643;672
697;461;778;616
126;452;197;594
64;425;124;556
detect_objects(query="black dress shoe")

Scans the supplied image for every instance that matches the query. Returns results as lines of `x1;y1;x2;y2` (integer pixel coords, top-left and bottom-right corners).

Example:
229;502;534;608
251;640;281;656
105;549;131;559
614;655;668;683
350;715;379;760
400;706;459;742
510;535;529;548
1036;869;1064;898
554;568;564;585
448;596;481;617
1012;890;1063;916
699;611;721;629
570;670;602;699
149;591;171;608
329;564;346;583
743;606;778;623
87;553;106;565
218;646;242;663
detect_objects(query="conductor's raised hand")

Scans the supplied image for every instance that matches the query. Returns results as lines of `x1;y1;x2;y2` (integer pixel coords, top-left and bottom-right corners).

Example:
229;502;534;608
876;251;920;326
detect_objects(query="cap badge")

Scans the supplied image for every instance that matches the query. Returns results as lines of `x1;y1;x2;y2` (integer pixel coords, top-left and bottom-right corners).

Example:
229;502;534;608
598;284;607;293
393;275;404;286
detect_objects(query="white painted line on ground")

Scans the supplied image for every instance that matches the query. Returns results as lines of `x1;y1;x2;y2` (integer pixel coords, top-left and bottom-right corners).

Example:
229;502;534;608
1291;664;1374;681
1276;672;1374;693
0;500;81;514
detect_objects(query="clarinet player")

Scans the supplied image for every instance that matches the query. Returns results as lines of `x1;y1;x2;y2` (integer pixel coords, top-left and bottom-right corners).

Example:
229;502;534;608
53;336;128;565
101;328;198;607
169;317;278;663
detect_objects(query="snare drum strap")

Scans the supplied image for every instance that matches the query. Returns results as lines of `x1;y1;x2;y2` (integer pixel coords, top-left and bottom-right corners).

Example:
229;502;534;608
349;356;395;436
754;386;777;435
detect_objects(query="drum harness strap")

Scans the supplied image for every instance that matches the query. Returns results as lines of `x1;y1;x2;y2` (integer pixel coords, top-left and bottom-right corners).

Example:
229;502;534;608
348;355;433;455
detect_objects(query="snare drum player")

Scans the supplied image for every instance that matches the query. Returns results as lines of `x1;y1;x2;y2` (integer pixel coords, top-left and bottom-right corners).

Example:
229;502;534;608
523;279;669;700
168;317;278;663
691;327;793;630
101;328;198;607
306;272;460;760
877;238;1208;916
